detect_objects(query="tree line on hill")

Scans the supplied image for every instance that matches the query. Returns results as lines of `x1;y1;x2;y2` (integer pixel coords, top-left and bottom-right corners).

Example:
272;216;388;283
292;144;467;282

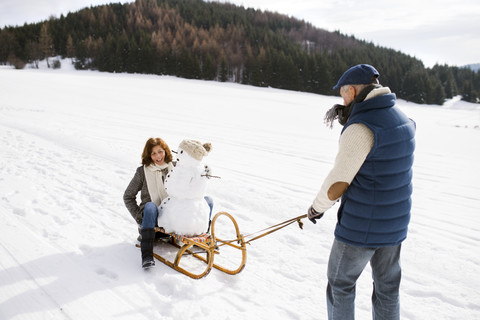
0;0;478;104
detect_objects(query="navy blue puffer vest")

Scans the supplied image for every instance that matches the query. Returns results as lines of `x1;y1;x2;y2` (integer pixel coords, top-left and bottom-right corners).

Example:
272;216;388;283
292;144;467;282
334;93;416;247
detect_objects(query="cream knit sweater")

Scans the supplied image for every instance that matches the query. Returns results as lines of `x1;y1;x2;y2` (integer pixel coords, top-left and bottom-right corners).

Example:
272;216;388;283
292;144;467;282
312;87;391;213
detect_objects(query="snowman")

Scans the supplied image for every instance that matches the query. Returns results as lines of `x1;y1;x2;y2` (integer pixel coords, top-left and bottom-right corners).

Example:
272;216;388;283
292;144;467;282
157;139;212;236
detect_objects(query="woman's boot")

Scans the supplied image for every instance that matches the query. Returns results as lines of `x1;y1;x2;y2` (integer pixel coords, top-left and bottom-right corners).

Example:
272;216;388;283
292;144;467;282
140;228;155;268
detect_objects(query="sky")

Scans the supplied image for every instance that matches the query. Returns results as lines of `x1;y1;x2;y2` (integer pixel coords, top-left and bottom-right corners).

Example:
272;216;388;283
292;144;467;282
0;0;479;68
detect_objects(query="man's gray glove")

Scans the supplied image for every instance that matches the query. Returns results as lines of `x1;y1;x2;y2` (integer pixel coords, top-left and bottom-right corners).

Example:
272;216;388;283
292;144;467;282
308;206;324;224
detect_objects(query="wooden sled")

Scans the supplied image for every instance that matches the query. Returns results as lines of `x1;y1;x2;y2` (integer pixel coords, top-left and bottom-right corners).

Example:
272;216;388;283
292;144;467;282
137;211;247;279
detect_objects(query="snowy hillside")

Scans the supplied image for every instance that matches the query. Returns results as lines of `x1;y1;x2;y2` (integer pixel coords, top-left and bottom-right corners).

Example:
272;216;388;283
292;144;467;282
1;63;479;320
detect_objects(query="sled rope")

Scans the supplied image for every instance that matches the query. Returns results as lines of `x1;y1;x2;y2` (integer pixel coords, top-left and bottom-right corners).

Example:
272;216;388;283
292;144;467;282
216;214;307;247
244;214;307;244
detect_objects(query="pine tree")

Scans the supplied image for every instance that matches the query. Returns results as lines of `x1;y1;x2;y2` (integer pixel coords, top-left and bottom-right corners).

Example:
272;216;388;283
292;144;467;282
39;24;55;67
219;56;228;82
66;34;75;58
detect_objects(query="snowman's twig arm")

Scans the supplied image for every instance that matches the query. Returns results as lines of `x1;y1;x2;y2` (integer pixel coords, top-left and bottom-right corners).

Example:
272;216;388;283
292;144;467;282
201;174;221;179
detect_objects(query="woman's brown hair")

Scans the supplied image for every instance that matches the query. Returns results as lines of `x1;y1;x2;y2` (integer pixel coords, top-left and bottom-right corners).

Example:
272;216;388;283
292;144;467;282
141;137;173;166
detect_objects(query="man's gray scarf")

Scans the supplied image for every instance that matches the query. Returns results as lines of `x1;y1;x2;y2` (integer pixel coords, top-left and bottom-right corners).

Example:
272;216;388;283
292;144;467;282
324;84;382;128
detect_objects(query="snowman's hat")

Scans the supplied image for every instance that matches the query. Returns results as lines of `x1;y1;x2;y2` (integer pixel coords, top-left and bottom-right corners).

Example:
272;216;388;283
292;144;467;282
179;139;212;161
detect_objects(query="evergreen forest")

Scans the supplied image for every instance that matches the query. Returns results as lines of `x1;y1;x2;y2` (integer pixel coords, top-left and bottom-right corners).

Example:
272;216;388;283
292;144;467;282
1;0;479;104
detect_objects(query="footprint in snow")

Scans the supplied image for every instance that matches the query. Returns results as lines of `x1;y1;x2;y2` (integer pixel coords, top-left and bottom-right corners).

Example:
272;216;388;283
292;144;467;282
95;267;119;280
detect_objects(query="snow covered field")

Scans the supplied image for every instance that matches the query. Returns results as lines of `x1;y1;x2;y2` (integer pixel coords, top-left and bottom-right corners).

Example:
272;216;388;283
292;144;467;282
1;62;479;319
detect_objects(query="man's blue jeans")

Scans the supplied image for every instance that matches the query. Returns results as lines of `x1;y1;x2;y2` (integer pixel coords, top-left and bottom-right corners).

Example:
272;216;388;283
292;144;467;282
142;196;214;230
327;239;402;320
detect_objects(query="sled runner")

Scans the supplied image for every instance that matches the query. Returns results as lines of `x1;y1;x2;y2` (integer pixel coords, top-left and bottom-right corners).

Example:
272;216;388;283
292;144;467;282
137;211;306;279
